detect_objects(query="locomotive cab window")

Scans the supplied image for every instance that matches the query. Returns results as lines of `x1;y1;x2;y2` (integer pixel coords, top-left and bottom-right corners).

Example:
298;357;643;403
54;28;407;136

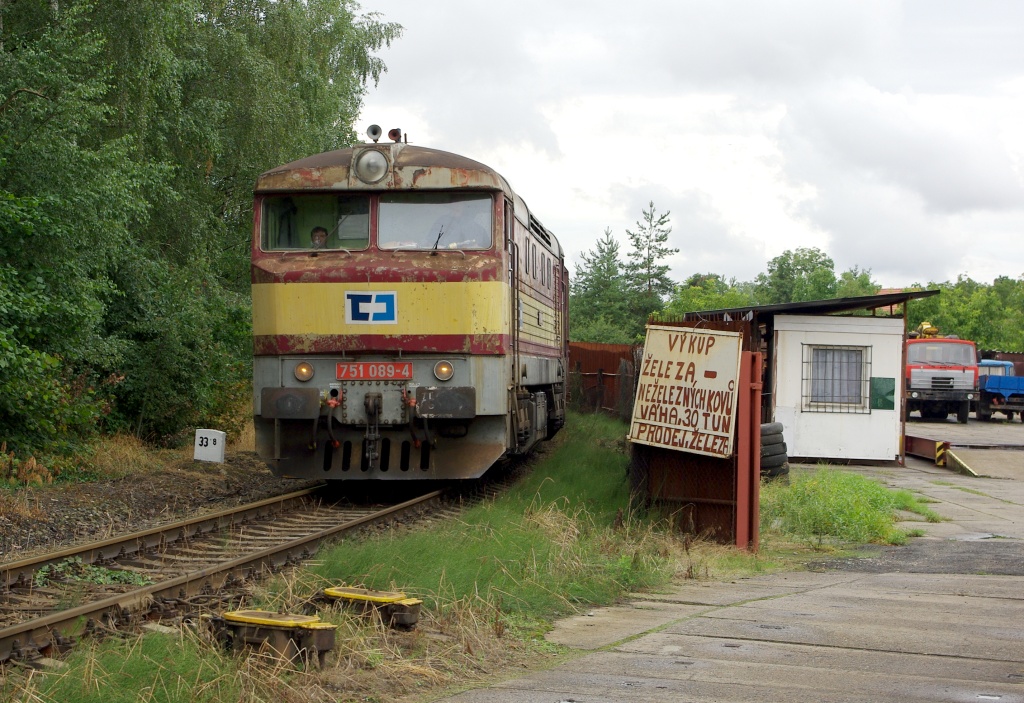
379;192;492;250
262;194;369;251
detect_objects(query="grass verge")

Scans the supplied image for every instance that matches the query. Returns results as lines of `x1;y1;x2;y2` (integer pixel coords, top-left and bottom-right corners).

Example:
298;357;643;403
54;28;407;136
761;465;942;548
303;412;664;626
5;628;319;703
2;420;255;489
3;412;943;702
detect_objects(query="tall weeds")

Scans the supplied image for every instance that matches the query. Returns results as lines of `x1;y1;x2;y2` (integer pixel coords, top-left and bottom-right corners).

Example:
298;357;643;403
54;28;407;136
760;466;940;547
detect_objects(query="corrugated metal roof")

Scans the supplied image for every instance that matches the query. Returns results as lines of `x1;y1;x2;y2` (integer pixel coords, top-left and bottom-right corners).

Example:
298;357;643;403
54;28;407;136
676;290;939;322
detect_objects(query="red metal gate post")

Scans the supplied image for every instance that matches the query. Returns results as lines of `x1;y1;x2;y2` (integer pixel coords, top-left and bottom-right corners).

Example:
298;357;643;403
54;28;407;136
734;351;762;550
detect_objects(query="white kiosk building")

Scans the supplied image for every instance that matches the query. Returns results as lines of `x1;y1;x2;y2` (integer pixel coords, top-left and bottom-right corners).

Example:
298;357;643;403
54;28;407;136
679;291;938;464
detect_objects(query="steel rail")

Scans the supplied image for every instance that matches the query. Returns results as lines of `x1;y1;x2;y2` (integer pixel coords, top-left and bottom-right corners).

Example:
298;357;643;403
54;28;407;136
1;487;324;590
0;489;443;664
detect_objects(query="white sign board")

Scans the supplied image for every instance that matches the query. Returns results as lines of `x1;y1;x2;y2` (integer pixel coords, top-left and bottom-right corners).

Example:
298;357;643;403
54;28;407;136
628;325;743;458
194;429;226;463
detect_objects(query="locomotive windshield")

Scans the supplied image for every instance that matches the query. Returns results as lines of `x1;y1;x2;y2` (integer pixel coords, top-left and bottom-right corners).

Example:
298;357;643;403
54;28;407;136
379;192;492;250
262;194;370;251
907;342;976;366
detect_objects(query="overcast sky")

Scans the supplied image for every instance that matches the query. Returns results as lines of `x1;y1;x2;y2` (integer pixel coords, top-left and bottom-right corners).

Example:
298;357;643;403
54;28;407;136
355;0;1024;289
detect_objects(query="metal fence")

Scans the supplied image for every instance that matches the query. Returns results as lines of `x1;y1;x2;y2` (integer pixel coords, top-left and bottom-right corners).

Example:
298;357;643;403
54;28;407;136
568;342;639;421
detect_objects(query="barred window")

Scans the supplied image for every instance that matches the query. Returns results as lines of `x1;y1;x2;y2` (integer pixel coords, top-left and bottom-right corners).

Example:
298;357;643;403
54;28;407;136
801;344;871;414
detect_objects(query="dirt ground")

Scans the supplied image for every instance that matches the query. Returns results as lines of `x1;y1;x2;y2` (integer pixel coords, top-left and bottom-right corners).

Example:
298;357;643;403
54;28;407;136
0;451;317;562
812;538;1024;575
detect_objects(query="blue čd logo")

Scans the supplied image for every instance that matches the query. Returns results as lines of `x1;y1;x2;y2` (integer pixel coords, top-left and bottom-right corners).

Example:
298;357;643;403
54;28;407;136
345;291;397;324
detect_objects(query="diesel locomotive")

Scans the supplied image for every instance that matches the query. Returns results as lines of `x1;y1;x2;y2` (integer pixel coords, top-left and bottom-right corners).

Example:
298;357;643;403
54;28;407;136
251;127;568;480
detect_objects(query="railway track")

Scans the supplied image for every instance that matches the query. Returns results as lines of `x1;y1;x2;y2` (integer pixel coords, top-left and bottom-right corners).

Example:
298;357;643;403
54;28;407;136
0;486;444;666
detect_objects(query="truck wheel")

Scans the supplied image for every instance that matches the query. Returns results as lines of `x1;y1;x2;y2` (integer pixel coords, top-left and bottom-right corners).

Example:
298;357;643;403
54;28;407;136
957;401;970;424
1005;411;1015;422
978;408;992;422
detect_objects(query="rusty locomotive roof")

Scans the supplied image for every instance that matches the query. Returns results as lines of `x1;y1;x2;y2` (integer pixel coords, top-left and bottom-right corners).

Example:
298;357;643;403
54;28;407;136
254;144;515;198
254;143;561;256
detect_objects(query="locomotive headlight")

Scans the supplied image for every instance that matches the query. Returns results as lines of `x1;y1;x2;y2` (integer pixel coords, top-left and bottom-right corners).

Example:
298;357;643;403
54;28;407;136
433;360;454;381
294;362;315;382
354;149;388;183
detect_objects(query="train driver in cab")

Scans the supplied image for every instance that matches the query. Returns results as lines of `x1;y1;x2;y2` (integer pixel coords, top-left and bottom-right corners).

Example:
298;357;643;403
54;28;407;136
310;226;328;250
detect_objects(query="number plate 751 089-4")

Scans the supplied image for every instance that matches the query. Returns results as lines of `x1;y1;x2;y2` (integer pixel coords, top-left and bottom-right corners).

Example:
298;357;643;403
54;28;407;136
336;362;413;380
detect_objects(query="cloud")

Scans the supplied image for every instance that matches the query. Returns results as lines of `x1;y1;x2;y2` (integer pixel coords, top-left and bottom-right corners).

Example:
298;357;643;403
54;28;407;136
357;0;1024;287
781;81;1024;213
890;0;1024;91
777;78;1024;284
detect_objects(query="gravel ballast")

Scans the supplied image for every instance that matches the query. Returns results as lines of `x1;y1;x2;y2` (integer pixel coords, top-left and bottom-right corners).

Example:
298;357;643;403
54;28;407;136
0;451;317;563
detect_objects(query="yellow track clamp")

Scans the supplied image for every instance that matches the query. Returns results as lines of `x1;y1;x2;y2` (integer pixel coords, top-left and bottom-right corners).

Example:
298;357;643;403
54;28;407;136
323;586;408;604
220;610;337;668
223;610;336;630
323;586;424;628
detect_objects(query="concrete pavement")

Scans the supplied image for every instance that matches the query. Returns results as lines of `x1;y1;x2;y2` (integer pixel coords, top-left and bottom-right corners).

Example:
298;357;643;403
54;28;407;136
436;452;1024;702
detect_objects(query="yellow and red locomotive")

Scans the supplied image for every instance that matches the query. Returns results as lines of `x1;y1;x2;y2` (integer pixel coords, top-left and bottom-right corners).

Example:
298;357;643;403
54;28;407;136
251;128;567;480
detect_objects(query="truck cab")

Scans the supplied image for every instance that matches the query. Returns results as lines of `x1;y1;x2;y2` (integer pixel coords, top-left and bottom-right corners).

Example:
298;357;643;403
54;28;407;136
978;359;1014;377
905;337;978;423
976;359;1023;422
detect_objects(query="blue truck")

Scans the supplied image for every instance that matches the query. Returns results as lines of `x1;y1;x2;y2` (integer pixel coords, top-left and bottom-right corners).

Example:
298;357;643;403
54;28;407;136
975;359;1024;422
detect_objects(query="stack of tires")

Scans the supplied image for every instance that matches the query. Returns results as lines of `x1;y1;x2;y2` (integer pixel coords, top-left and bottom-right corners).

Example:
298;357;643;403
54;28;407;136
760;422;790;480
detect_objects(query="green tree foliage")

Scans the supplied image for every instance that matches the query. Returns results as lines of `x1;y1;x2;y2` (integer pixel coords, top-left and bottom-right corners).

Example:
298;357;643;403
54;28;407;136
88;0;400;288
568;224;1021;359
569;229;632;343
0;1;400;456
568;316;635;346
0;200;104;454
906;275;1024;351
0;7;141;455
754;247;838;304
661;273;756;318
569;204;681;343
835;266;880;299
751;247;879;306
623;201;678;327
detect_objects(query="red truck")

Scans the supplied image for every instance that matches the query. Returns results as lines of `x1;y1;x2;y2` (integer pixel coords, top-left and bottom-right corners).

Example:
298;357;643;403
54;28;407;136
905;327;978;424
